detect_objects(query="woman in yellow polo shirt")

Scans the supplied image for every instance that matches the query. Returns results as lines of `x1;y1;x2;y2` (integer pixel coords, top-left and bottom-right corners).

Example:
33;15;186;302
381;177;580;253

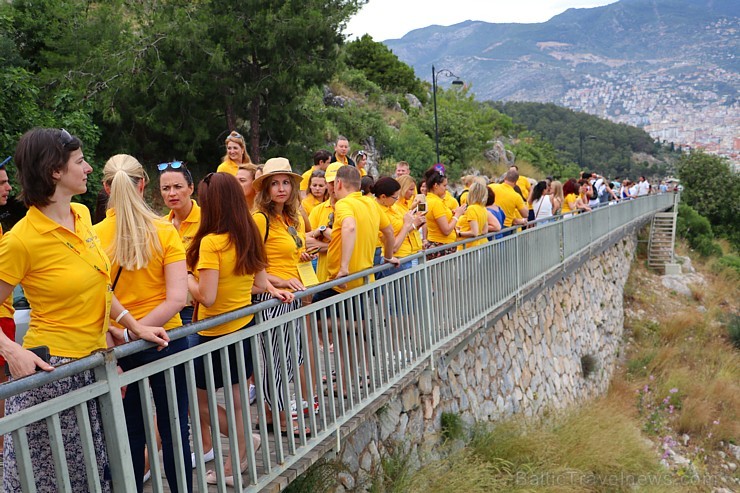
300;169;328;216
424;170;466;259
252;157;317;436
216;131;251;175
0;128;168;492
561;178;579;216
186;171;291;485
373;177;425;269
236;163;259;211
457;182;489;249
160;161;200;325
95;154;191;493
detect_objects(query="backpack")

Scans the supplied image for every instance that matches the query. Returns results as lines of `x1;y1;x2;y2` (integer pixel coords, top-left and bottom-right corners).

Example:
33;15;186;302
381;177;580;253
255;211;270;243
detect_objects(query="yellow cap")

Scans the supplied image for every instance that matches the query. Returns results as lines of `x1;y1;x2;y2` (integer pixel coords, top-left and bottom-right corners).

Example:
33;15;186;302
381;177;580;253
325;162;344;183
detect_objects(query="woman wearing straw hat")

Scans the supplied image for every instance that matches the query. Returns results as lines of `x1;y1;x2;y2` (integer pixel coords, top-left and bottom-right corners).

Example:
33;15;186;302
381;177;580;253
252;158;316;437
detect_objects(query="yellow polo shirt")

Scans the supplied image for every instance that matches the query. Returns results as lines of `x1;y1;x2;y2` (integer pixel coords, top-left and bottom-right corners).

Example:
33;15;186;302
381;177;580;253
490;183;524;227
165;200;201;251
94;210;185;330
393;201;422;255
425;193;455;244
252;212;305;285
301;194;322;216
328;192;389;292
443;191;459;210
459;189;470;206
457;204;488;249
0;224;14;319
216;159;239;176
359;168;368;177
0;204;111;358
517;176;531;201
300;166;318;192
193;233;254;337
378;203;413;258
562;193;578;214
308;200;334;283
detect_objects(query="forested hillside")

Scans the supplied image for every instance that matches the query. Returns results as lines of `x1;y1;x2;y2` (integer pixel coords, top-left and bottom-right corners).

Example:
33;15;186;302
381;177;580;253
1;1;677;217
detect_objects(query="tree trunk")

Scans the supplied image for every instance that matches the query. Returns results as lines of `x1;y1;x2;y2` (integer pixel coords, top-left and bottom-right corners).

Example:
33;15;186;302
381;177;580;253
225;102;236;134
249;93;261;163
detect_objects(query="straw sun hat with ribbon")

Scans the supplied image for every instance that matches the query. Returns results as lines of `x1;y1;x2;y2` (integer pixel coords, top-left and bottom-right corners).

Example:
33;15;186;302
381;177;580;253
252;157;302;191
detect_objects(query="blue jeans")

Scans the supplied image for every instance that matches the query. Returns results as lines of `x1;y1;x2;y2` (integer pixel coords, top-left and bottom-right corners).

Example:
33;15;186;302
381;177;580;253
119;337;193;493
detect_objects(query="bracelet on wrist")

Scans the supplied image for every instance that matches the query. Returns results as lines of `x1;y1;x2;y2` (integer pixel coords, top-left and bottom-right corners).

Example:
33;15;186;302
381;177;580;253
115;309;129;324
123;328;131;343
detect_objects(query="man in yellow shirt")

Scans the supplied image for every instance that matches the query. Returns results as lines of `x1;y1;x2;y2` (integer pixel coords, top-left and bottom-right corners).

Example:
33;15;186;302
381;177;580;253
329;135;356;167
299;149;331;199
307;162;343;285
489;170;529;230
315;166;398;301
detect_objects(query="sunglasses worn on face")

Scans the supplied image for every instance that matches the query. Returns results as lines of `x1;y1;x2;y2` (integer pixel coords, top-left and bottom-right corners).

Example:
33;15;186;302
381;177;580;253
287;225;303;249
59;128;74;149
0;156;10;169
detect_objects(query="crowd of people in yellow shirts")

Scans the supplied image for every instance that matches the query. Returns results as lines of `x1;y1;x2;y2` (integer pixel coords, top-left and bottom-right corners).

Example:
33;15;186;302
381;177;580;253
0;128;618;491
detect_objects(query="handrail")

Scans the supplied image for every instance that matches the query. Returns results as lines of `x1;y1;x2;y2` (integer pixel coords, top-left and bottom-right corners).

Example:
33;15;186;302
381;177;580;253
0;192;676;492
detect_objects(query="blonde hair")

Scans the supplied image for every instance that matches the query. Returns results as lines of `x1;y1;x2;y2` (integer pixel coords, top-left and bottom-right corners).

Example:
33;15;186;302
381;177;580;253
550;180;564;213
397;174;416;197
238;163;259;179
467;182;487;206
461;175;475;188
222;131;251;164
103;154;162;270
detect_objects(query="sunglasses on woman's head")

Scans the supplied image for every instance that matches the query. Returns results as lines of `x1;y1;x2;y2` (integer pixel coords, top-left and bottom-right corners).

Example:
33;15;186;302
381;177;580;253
203;172;215;185
157;161;185;172
59;128;74;149
0;156;10;169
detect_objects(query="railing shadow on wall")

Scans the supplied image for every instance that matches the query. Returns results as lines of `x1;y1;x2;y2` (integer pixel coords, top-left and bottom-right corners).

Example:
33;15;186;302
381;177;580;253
0;193;677;492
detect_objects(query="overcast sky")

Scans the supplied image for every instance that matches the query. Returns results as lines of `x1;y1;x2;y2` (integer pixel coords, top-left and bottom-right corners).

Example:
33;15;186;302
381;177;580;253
344;0;619;41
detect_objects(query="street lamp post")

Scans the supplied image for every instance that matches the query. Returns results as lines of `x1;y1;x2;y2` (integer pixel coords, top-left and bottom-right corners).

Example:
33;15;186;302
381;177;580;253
432;65;464;164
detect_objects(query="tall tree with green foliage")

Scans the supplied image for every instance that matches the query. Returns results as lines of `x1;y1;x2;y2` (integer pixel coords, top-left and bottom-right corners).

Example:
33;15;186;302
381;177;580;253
344;34;426;102
677;151;740;250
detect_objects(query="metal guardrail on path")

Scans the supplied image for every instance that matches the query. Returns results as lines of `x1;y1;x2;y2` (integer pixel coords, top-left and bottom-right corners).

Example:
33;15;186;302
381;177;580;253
0;193;677;492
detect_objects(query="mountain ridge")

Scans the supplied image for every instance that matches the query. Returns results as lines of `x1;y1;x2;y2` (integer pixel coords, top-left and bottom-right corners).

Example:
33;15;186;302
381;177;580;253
384;0;739;162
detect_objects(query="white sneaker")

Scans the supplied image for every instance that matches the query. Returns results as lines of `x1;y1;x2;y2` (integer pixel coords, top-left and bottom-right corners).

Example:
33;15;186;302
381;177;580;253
191;448;215;469
249;384;257;404
143;469;151;483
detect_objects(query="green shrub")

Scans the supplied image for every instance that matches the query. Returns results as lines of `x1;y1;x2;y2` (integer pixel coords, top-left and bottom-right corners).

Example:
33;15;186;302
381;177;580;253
691;235;723;257
715;254;740;276
727;314;740;350
676;204;712;239
440;412;465;441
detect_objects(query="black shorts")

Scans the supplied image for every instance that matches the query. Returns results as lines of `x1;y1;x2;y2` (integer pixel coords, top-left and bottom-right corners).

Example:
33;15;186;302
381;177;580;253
193;319;255;390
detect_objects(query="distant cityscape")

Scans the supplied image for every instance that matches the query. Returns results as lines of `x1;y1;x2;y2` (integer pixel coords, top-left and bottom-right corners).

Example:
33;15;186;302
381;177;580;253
559;19;739;169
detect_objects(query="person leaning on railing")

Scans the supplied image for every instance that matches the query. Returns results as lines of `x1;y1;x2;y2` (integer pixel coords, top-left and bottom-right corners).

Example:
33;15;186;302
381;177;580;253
185;171;292;486
456;181;489;249
372;177;425;270
424;169;466;259
561;178;580;216
160;161;200;326
0;128;169;493
94;154;192;493
251;158;316;437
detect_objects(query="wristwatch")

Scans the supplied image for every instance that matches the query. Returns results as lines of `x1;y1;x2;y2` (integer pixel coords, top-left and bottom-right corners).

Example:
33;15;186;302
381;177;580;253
317;225;327;238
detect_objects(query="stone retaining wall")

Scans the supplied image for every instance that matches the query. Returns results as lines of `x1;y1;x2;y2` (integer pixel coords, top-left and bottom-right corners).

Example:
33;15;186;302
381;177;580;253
332;234;637;491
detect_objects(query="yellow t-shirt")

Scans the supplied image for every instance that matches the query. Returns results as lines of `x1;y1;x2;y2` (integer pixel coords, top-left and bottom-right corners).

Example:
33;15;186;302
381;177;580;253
490;183;525;228
252;212;305;285
457;204;488;249
459;189;469;207
425;193;455;244
300;166;318;192
517;176;531;201
394;198;422;253
0;204;111;358
216;160;239;176
94;210;185;330
379;203;414;258
328;192;389;293
193;233;255;337
0;224;14;319
562;193;578;214
165;200;201;251
443;191;459;210
308;200;334;283
359;168;368;177
301;194;322;216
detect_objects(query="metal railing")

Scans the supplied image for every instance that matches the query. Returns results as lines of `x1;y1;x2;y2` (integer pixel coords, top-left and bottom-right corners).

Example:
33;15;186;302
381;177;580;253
0;193;677;492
